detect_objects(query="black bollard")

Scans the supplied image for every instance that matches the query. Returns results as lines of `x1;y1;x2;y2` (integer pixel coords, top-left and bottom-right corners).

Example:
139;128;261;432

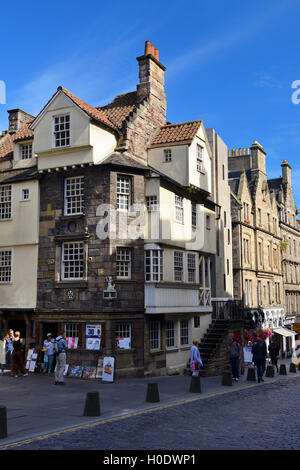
221;370;232;386
247;366;256;381
297;363;300;372
83;392;101;417
146;383;160;402
279;364;287;376
289;363;297;373
265;365;274;378
0;407;8;439
189;375;201;393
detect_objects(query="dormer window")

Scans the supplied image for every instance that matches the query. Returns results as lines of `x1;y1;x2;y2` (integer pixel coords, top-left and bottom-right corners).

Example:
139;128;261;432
197;144;203;172
164;149;172;162
53;114;70;148
20;143;32;160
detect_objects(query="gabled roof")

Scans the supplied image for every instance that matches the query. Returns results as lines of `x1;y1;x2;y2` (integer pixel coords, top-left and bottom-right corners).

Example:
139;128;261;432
0;121;34;160
148;120;203;148
58;87;118;131
268;177;282;193
0;133;14;159
30;86;119;133
97;91;143;129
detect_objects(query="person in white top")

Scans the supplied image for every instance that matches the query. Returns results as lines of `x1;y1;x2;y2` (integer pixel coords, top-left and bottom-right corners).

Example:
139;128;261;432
43;333;55;373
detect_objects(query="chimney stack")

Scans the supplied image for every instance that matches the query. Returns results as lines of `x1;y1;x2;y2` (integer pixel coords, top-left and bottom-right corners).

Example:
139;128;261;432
281;160;292;185
250;140;266;174
7;109;34;132
136;41;167;124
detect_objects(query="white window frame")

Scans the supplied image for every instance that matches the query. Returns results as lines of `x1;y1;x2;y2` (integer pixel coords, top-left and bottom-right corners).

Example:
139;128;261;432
64;323;79;344
146;195;159;212
196;144;204;172
0;249;12;283
149;321;161;350
116;247;131;279
164;149;172;162
166;320;176;349
117;175;131;211
61;241;85;281
0;185;12;220
180;319;189;346
116;323;131;348
64;176;84;216
187;252;196;283
145;249;163;282
175;194;184;223
20;187;30;202
20;143;33;160
191;202;197;228
174;251;184;282
53;114;70;148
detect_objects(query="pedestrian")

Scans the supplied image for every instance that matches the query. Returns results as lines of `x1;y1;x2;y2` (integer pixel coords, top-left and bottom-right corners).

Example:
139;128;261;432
252;337;267;383
268;337;280;373
0;334;6;375
190;339;203;376
43;333;54;373
228;337;242;382
12;331;28;377
5;329;14;374
55;331;67;385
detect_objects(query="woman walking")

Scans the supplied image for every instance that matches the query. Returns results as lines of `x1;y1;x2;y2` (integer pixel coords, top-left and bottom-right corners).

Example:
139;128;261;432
0;334;6;375
268;338;280;372
12;331;28;377
190;339;203;376
5;329;14;374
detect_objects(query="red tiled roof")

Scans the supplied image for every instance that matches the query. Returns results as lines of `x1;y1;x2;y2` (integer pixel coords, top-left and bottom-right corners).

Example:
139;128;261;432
97;91;141;128
0;121;34;159
149;120;202;148
59;87;118;131
0;133;14;159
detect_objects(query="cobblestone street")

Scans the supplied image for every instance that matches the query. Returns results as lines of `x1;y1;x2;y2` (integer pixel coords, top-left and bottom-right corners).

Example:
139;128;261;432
4;376;300;450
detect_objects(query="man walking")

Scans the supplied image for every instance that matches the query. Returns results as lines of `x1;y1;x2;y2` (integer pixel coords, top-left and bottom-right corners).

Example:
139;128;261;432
228;337;241;382
55;331;67;385
252;337;267;383
268;338;280;373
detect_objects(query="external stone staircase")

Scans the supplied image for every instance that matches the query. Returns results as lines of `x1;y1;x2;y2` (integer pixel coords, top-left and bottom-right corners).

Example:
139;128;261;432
185;319;231;377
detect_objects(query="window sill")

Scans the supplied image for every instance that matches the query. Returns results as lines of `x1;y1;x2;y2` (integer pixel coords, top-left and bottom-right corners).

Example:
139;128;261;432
180;346;190;351
116;348;135;353
149;349;164;356
60;214;85;221
54;281;88;289
166;347;179;353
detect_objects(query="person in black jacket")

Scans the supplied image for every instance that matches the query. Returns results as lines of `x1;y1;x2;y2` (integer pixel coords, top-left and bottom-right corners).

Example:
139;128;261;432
268;338;280;372
252;337;267;383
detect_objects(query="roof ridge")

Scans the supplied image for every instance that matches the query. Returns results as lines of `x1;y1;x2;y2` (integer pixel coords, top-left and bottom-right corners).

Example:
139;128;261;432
161;120;202;128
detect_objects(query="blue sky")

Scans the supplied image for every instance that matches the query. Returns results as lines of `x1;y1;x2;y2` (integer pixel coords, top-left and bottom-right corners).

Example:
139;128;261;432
1;0;300;203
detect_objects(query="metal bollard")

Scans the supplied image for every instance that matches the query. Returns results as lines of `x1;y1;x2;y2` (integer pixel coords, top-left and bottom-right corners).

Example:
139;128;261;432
279;364;287;376
0;407;7;439
221;369;232;386
247;366;256;381
189;375;201;393
289;363;297;373
146;383;160;402
265;365;274;378
83;392;101;417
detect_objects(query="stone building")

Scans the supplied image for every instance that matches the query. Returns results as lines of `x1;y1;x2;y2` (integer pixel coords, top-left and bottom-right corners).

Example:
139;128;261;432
0;110;38;343
228;142;285;332
268;160;300;355
0;40;234;377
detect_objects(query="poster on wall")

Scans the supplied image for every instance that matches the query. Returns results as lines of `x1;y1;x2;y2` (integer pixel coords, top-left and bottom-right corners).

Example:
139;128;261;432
86;325;102;350
102;356;115;382
116;337;131;349
66;337;78;349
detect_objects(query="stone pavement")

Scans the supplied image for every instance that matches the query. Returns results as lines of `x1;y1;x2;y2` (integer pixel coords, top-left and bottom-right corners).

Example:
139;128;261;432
0;358;298;447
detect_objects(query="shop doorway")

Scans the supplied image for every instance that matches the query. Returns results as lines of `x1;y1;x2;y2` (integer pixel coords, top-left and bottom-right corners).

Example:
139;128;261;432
40;323;59;345
7;320;26;340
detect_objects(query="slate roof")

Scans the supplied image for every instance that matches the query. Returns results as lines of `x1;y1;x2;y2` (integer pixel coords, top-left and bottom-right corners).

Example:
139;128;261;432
0;167;38;184
268;177;282;192
100;152;148;170
149;120;202;148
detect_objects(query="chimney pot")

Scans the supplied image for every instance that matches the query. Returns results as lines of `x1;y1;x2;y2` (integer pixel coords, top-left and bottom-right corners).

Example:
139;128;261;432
155;48;159;60
145;41;152;55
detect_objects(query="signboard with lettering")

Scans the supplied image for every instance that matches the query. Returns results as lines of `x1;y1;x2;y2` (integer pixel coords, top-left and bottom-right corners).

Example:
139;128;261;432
86;325;102;350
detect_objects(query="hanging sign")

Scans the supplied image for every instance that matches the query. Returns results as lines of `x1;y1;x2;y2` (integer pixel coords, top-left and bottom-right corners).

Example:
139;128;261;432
86;324;102;350
102;356;115;382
